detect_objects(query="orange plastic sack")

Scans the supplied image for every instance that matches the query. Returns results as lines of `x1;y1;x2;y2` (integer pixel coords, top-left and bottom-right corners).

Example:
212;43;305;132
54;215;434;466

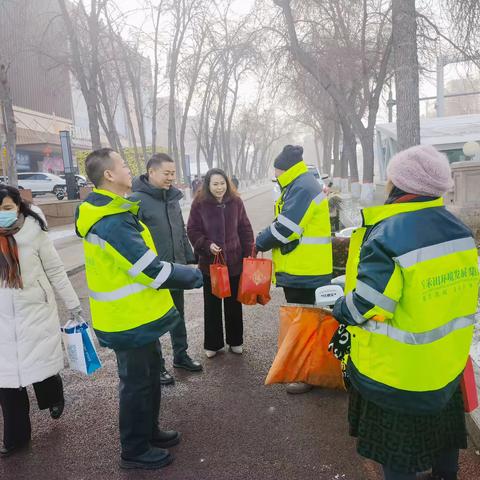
265;305;344;389
209;253;231;299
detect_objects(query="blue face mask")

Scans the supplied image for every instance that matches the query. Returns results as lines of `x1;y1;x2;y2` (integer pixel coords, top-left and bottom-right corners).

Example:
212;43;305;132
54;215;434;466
0;211;18;228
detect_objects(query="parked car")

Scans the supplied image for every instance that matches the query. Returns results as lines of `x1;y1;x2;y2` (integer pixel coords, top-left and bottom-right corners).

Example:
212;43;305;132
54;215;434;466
17;172;66;200
59;174;88;187
272;165;328;202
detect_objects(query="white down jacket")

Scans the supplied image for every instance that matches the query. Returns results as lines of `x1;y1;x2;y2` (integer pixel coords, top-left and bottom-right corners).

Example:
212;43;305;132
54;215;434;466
0;209;80;388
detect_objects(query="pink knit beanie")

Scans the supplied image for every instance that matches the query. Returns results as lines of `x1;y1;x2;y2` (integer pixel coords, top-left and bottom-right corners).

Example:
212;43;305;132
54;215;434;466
387;145;454;197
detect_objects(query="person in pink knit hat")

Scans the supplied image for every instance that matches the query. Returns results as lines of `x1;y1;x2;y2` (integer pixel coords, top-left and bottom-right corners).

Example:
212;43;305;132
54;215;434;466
330;144;479;480
386;144;454;199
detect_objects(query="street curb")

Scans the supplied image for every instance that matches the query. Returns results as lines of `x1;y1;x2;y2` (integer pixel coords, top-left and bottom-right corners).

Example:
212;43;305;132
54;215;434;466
466;414;480;448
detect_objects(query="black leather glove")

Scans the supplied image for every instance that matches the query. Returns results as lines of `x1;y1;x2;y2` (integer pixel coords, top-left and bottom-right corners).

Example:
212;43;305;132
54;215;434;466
162;264;204;290
280;239;299;255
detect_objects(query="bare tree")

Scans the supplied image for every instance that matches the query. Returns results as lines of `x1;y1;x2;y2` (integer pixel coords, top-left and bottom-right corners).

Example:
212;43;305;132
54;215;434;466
0;64;17;186
273;0;393;202
57;0;103;149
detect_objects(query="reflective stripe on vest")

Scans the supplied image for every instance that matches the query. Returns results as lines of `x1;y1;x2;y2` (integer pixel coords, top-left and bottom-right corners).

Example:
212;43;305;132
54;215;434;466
277;214;303;235
270;224;290;244
128;249;157;277
86;233;106;249
300;236;332;245
151;262;172;288
394;237;477;268
361;314;476;345
90;283;148;302
356;280;397;313
346;292;368;324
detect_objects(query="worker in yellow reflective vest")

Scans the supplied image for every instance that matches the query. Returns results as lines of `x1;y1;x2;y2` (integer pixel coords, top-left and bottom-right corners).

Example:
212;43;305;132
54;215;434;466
331;145;479;480
75;148;203;470
256;145;333;394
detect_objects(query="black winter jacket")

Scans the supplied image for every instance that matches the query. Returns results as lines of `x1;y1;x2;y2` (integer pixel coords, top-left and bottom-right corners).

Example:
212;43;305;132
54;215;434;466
130;175;196;265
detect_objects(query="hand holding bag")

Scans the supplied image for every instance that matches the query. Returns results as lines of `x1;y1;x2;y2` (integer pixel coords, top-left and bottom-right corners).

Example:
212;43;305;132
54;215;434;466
61;319;102;375
209;252;231;299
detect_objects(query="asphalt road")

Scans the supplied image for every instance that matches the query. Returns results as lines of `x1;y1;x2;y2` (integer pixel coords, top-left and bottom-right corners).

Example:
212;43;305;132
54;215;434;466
1;189;479;480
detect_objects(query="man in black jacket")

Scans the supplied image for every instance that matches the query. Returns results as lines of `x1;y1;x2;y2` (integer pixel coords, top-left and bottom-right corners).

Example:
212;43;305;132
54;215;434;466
130;153;202;384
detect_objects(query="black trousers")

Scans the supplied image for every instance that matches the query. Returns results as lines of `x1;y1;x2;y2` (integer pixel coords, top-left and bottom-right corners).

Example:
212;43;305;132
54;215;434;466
382;449;459;479
203;274;243;351
115;341;162;458
0;374;64;449
157;290;189;370
283;287;316;305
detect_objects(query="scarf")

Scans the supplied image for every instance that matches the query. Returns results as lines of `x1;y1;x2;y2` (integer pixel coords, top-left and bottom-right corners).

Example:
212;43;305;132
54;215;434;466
0;214;25;289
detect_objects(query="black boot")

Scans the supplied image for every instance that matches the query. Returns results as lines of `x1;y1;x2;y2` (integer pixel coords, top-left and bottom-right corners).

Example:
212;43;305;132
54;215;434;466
120;447;173;470
150;430;181;449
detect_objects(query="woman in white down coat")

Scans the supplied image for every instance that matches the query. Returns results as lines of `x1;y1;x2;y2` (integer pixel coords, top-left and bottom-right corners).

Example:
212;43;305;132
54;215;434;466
0;186;81;456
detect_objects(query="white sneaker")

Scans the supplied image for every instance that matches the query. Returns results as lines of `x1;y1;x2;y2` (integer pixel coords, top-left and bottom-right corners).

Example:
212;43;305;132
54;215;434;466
205;350;217;358
230;345;243;354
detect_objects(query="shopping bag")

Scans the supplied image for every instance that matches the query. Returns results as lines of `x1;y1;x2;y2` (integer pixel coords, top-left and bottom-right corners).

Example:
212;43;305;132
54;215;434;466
209;252;231;299
238;250;272;306
460;356;479;413
265;305;344;390
237;273;257;305
238;251;272;299
61;320;102;375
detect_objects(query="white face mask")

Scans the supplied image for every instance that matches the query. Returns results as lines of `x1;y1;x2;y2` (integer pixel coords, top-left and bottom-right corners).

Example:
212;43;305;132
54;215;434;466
0;211;18;228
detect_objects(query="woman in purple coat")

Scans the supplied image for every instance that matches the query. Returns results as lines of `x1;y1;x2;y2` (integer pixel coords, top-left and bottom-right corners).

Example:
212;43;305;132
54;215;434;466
187;169;254;358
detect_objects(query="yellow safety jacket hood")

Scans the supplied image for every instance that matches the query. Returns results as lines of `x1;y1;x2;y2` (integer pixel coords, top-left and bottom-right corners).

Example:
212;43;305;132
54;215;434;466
76;188;139;238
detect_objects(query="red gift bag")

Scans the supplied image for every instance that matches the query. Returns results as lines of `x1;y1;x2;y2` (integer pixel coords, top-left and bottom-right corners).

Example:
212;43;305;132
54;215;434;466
209;253;231;299
237;250;272;304
237;273;272;306
460;355;479;413
237;273;257;305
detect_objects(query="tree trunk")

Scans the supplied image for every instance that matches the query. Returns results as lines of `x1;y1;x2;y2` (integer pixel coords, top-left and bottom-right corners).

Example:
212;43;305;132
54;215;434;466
0;65;17;187
392;0;420;150
359;132;375;185
313;133;322;173
322;124;333;177
332;121;341;181
97;69;124;156
340;117;358;182
151;3;163;154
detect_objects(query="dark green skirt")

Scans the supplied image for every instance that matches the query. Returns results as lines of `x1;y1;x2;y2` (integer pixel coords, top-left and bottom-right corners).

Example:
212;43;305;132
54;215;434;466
348;386;467;474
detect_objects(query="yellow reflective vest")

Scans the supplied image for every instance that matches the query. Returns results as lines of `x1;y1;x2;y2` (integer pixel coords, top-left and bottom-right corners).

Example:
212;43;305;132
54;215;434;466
256;161;332;289
76;189;178;350
336;197;479;413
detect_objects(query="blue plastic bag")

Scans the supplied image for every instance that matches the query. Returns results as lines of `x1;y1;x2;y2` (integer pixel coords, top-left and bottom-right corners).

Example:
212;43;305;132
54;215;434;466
61;321;102;375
